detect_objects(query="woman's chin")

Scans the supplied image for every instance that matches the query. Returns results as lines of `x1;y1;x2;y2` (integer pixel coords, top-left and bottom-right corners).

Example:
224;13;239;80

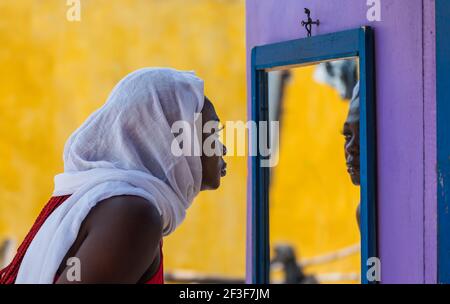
200;179;221;191
351;175;361;186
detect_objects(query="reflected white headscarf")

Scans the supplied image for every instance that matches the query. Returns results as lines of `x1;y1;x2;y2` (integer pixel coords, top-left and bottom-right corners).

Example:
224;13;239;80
16;68;204;283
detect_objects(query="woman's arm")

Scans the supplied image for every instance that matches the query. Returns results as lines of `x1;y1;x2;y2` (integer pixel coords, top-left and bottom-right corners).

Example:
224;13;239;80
55;195;162;284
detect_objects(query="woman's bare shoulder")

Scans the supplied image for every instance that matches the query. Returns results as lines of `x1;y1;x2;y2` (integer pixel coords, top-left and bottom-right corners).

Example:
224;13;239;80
85;195;162;234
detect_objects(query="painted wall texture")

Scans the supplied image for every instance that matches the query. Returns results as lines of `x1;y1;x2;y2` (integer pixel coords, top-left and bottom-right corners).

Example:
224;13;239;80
0;0;248;277
246;0;437;283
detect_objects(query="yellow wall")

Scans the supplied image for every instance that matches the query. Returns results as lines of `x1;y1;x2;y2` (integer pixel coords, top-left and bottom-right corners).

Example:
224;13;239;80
0;0;247;277
270;66;361;283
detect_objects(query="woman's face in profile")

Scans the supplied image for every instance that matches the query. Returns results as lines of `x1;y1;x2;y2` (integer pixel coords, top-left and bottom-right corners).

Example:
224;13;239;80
200;97;227;190
343;99;360;186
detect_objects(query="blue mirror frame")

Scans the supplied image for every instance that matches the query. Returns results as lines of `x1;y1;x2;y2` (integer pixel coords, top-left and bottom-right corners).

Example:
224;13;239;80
436;0;450;284
250;27;377;284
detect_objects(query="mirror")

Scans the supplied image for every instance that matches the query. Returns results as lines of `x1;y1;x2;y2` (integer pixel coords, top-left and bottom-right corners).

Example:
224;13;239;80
267;59;361;284
250;27;377;284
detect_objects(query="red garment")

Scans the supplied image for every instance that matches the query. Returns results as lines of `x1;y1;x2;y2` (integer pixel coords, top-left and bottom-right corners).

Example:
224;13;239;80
145;243;164;284
0;195;163;284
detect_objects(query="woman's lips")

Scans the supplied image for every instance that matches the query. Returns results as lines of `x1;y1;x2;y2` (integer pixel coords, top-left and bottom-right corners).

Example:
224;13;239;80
347;165;359;175
221;163;227;177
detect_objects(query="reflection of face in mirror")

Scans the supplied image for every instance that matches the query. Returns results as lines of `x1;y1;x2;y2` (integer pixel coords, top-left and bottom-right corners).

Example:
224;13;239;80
343;83;361;230
343;83;360;186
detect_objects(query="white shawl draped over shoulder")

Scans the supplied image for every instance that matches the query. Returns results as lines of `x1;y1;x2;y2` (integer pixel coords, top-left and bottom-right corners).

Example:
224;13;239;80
15;68;204;283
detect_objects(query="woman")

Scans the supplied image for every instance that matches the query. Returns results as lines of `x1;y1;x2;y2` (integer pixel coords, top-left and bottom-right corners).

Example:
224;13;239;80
0;68;227;284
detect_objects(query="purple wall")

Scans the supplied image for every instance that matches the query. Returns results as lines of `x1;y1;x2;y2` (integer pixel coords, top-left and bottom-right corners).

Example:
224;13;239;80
246;0;437;283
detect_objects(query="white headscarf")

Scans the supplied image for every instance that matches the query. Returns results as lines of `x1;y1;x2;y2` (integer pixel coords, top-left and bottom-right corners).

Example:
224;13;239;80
16;68;204;283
